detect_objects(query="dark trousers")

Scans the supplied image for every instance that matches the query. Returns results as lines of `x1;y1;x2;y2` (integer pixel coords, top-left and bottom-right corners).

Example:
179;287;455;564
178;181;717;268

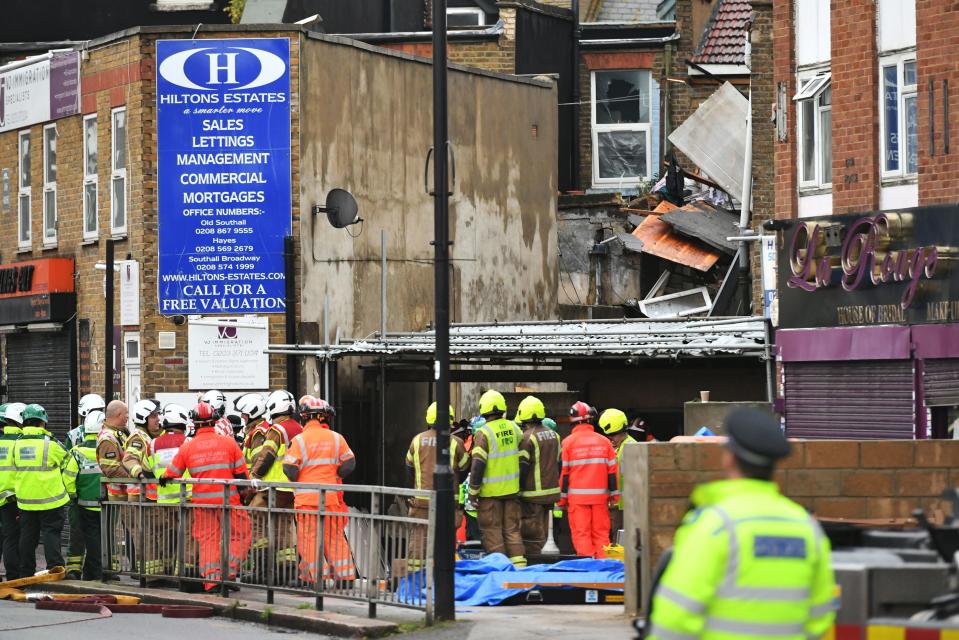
66;502;86;574
19;506;65;576
77;507;102;580
0;501;20;580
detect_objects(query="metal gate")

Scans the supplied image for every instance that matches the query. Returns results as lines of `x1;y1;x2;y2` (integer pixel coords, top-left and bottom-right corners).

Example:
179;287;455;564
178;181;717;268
6;329;74;440
923;359;959;406
784;360;915;439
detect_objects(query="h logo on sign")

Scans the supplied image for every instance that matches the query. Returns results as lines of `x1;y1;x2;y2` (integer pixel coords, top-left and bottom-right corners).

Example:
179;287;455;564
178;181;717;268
207;53;239;85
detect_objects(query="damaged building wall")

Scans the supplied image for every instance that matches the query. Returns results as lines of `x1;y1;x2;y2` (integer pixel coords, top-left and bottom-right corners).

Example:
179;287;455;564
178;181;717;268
298;35;557;485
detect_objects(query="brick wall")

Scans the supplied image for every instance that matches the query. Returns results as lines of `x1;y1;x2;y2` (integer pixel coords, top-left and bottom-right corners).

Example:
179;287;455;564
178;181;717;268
772;0;796;221
748;0;773;311
623;439;959;614
916;0;959;205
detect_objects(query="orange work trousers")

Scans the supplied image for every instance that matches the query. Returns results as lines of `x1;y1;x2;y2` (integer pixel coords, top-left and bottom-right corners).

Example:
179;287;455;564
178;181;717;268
192;506;252;591
568;503;610;560
295;501;355;583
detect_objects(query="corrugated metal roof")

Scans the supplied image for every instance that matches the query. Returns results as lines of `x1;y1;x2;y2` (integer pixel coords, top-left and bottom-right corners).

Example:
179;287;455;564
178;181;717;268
632;215;721;271
660;201;740;255
690;0;751;65
267;317;768;360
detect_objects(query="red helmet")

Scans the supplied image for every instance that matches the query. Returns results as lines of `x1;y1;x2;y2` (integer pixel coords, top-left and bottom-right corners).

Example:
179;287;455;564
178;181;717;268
190;402;216;426
569;401;597;423
299;395;335;418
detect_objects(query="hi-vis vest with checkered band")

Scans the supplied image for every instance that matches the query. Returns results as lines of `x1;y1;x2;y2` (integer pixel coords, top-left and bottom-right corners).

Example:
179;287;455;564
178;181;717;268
150;431;191;504
13;426;73;511
71;438;103;511
475;419;522;498
0;426;22;507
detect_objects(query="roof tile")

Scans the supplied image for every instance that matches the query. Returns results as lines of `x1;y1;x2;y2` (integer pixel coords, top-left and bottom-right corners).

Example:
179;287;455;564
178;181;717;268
690;0;751;65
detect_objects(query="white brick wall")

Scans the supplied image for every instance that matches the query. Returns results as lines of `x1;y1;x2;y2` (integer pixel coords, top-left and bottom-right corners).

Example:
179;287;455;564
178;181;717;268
597;0;659;22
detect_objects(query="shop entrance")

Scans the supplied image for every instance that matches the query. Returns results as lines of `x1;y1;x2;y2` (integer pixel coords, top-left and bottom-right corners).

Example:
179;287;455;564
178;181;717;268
5;327;75;440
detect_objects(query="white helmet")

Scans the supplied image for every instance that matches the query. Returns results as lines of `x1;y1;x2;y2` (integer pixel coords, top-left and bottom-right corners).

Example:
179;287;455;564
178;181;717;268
5;402;26;426
161;403;190;430
132;399;159;426
84;410;105;435
235;393;267;422
200;390;227;417
78;393;106;419
266;390;296;419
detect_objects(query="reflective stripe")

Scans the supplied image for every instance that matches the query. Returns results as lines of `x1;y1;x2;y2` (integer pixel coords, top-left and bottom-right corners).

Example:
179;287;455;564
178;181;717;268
0;465;16;472
302;458;339;468
41;439;50;467
656;584;707;615
644;625;697;640
486;449;516;460
0;489;13;500
809;601;835;617
704;618;806;636
567;487;607;495
18;491;67;505
563;457;610;467
716;585;810;601
188;462;235;474
483;472;519;484
78;499;100;507
519;487;560;498
78;468;101;475
167;464;183;476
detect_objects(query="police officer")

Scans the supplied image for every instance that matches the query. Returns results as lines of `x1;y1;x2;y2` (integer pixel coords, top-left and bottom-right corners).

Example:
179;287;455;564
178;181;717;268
646;408;836;640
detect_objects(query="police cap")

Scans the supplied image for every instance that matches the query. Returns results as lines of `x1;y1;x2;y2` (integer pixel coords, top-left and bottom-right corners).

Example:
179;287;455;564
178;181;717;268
723;408;790;467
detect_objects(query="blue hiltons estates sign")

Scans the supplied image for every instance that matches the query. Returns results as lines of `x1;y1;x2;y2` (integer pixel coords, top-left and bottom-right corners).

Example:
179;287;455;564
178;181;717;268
156;38;291;315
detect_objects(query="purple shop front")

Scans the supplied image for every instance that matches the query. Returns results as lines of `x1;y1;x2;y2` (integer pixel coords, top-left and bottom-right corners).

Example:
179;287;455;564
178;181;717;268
775;205;959;439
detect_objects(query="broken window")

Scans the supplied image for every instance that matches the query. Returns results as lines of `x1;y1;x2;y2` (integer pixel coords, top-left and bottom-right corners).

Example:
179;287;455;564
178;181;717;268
591;69;652;186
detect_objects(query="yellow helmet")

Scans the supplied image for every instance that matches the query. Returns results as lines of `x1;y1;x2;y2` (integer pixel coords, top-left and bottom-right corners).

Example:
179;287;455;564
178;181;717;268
515;395;546;423
478;390;507;416
599;408;628;435
426;402;455;426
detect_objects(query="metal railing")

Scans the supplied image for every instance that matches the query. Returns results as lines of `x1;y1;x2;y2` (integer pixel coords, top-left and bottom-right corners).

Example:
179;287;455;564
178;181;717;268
100;478;435;622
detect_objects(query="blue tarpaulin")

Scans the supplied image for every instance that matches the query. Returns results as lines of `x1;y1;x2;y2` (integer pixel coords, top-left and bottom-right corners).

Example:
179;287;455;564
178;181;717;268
398;554;625;606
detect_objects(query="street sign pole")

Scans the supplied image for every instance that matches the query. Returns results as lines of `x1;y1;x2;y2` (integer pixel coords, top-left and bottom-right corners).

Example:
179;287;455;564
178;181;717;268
431;0;455;622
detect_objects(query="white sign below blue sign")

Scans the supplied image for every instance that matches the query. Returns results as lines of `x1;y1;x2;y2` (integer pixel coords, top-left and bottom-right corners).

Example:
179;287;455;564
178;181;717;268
156;38;291;315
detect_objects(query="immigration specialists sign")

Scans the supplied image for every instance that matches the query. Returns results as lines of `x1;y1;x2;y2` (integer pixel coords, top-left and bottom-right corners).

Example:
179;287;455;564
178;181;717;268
776;205;959;329
0;51;80;133
188;316;269;390
156;38;291;315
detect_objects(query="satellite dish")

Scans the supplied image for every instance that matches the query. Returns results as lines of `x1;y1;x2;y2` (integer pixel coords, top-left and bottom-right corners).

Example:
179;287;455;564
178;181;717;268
313;189;361;229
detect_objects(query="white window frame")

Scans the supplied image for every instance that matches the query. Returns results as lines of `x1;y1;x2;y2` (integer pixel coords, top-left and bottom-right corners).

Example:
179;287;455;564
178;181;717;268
590;69;653;188
446;7;486;26
17;130;31;251
795;70;832;190
83;114;99;241
879;52;918;181
42;124;57;247
111;107;127;236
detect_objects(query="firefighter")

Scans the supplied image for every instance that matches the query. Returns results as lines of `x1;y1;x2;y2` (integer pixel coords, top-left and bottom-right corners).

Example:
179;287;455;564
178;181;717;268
200;390;227;420
0;403;25;580
468;390;528;568
67;394;106;449
515;395;561;557
558;401;618;560
159;402;251;592
124;399;162;494
405;402;470;563
599;408;636;542
67;411;105;581
13;404;76;576
151;404;192;578
646;408;836;640
97;401;131;502
282;397;356;585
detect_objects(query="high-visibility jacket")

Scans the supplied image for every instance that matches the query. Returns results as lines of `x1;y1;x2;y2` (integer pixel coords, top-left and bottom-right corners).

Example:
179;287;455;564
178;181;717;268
283;420;354;509
123;428;155;500
251;418;301;487
164;428;248;505
471;419;525;498
97;426;130;498
613;434;637;511
242;420;269;468
0;425;22;507
71;436;102;511
518;424;561;504
559;423;617;506
13;426;76;511
405;429;469;502
648;478;837;640
150;430;191;504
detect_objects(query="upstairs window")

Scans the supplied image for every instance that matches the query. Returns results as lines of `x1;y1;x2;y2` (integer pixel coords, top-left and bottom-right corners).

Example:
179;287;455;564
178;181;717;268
111;107;127;235
881;56;918;179
447;8;485;27
42;124;57;246
18;131;31;250
795;73;832;189
591;69;652;187
83;115;99;240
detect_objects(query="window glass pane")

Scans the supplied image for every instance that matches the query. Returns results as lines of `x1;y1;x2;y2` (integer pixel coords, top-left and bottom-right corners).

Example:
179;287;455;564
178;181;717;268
905;94;918;174
596;130;648;179
595;70;650;124
801;99;815;182
44;127;56;184
44;191;55;239
113;110;126;170
904;61;917;87
820;107;832;184
447;10;483;26
85;119;97;177
883;65;900;172
18;194;30;242
112;176;125;229
19;135;30;188
84;183;97;234
819;85;831;107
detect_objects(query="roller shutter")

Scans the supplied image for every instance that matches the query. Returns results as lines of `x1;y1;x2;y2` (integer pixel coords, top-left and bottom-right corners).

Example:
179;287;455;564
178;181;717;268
5;329;74;441
923;359;959;406
784;360;915;439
